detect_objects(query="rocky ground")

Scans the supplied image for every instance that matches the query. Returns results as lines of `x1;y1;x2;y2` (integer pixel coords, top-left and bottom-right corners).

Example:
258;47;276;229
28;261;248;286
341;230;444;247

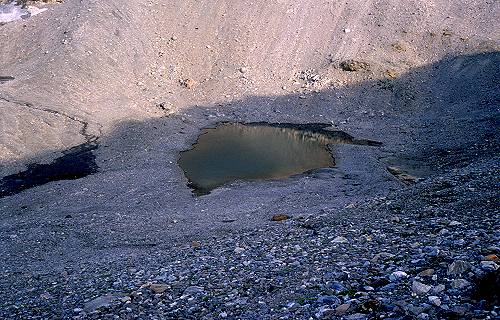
1;155;498;319
0;0;499;319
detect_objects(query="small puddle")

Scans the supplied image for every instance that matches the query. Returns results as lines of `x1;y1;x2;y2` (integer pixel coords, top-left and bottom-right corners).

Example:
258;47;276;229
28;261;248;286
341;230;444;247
178;122;381;195
0;143;98;198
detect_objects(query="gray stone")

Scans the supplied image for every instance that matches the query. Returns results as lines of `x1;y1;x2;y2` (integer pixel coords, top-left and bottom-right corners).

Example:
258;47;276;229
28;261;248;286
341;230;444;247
447;260;472;275
407;304;426;316
84;294;125;313
412;281;432;294
428;296;441;306
389;271;408;281
480;260;499;271
345;313;368;320
451;279;470;289
315;306;336;319
335;303;350;315
332;236;349;243
372;252;395;262
148;283;170;293
183;286;204;295
418;269;435;276
432;284;446;293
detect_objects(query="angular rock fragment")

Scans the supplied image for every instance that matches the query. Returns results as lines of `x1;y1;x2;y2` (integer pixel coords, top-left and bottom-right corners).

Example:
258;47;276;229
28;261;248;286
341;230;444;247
340;60;370;72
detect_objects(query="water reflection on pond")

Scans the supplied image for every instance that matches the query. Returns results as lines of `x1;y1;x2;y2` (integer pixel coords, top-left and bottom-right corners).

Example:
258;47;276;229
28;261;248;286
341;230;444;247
178;122;380;195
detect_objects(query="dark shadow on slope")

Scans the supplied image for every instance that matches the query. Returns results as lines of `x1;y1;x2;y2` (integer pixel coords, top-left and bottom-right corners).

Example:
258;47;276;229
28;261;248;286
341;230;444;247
0;51;498;198
0;142;98;198
471;269;500;308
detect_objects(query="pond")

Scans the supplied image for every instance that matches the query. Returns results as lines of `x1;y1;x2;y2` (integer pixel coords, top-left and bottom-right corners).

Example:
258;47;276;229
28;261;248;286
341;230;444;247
178;122;381;195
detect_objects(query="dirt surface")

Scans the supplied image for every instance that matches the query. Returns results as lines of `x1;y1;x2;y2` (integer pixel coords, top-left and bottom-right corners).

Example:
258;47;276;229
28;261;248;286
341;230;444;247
0;0;499;319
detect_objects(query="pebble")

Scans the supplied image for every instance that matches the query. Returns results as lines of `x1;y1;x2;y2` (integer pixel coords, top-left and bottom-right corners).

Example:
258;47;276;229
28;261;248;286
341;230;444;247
389;271;408;281
412;281;432;294
447;260;472;275
84;294;124;313
340;60;370;72
418;269;434;276
181;78;196;89
234;246;245;253
432;284;446;293
271;214;290;221
191;241;202;249
317;295;340;305
345;313;368;320
183;286;204;295
332;236;349;243
428;296;441;306
315;306;336;319
483;254;498;261
480;260;499;271
148;283;169;294
336;303;350;315
2;157;498;320
451;279;470;289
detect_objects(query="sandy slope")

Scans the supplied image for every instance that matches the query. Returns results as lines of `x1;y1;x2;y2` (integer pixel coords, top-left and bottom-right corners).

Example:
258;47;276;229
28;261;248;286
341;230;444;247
0;0;498;171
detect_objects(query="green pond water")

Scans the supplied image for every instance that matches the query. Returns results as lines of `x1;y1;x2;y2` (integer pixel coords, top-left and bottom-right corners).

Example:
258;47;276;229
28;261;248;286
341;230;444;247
178;122;370;195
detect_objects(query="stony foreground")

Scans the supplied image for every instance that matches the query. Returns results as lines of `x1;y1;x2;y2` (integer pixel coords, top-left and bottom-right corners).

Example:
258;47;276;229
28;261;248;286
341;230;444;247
1;156;498;319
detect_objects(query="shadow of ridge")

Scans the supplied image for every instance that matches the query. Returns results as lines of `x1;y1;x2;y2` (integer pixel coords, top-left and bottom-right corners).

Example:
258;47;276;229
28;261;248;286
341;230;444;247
0;142;98;198
0;51;498;198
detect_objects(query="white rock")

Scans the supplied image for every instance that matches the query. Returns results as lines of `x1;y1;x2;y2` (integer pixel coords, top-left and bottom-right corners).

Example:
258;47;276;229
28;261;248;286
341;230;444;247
332;236;349;243
27;6;47;17
234;247;245;253
412;281;432;294
480;261;499;271
428;296;441;306
432;284;446;293
0;3;46;24
390;271;408;281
